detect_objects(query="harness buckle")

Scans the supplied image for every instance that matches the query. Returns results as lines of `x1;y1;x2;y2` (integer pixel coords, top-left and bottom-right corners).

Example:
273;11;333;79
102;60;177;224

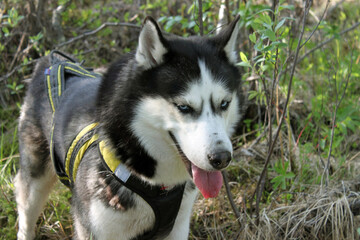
114;164;131;183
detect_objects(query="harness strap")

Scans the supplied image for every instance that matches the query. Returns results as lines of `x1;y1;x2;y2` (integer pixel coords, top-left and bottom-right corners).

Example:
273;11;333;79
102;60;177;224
63;124;186;239
98;141;186;240
65;123;99;184
44;51;101;186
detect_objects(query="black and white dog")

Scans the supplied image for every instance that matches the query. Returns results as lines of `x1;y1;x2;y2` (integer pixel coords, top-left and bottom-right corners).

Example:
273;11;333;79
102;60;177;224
15;16;244;240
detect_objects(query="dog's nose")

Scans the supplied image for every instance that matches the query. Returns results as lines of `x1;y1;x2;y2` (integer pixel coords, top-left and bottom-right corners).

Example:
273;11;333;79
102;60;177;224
208;151;232;170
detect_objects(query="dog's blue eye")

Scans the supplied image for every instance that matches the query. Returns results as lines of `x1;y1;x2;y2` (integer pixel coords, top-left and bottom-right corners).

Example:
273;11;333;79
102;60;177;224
176;104;193;114
220;100;230;110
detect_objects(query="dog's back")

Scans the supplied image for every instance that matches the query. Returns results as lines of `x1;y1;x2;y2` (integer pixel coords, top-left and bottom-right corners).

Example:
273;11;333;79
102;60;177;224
15;54;102;239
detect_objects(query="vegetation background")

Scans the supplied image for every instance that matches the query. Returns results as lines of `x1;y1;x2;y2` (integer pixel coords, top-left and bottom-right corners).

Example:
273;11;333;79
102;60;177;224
0;0;359;239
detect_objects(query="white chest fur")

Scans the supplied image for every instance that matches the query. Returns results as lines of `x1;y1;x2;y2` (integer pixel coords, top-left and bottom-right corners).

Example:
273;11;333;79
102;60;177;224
89;183;198;240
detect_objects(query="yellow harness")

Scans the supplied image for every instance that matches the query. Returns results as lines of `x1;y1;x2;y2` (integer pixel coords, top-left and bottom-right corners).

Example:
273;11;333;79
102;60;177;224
60;122;123;186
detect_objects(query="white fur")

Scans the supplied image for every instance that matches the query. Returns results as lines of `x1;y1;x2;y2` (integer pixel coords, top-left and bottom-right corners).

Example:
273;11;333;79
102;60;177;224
88;182;198;240
130;96;190;186
15;165;57;240
89;197;154;240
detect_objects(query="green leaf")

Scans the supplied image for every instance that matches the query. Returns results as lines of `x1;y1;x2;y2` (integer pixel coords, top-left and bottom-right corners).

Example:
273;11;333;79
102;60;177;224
271;175;286;190
263;14;272;26
284;172;295;179
262;44;276;52
254;57;266;65
237;62;252;68
275;18;286;32
124;12;130;22
263;29;276;41
278;5;295;13
253;8;274;17
248;90;259;100
2;27;9;35
239;52;248;63
249;32;257;43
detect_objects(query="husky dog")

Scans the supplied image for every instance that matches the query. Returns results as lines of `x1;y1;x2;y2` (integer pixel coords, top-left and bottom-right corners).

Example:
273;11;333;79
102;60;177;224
15;16;244;240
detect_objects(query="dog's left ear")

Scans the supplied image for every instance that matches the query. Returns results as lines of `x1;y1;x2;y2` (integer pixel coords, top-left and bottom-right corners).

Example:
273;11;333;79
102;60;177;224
212;15;240;64
135;17;168;69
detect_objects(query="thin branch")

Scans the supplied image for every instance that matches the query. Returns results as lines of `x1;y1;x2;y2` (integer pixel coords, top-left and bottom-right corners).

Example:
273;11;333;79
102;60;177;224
50;0;71;42
326;0;346;18
198;0;204;36
0;184;17;214
56;22;141;48
222;171;242;227
0;154;20;162
0;59;38;83
298;21;360;63
323;49;354;186
253;0;311;221
299;0;330;49
216;0;229;34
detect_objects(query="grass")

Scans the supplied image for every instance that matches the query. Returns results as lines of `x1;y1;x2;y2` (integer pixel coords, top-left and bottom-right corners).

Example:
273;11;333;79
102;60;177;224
1;106;20;240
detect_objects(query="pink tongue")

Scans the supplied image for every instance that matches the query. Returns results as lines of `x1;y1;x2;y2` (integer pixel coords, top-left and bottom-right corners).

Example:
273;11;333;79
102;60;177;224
191;164;223;199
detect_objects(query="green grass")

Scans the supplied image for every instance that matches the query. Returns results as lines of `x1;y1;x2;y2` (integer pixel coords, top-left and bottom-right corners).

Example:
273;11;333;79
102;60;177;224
0;106;20;240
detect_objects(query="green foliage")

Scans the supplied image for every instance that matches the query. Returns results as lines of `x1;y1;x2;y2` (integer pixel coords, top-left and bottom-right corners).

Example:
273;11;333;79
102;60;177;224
0;124;18;239
270;161;295;191
235;0;360;207
238;3;293;78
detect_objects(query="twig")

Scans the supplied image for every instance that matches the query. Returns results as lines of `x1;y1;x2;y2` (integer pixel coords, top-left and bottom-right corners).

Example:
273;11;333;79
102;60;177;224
332;151;360;176
326;0;346;18
278;21;360;83
298;21;360;63
0;154;20;162
253;0;312;222
50;0;71;42
216;0;229;34
323;49;353;186
0;59;38;82
56;22;141;48
0;182;17;214
198;0;204;36
9;32;26;70
299;0;330;49
222;171;241;227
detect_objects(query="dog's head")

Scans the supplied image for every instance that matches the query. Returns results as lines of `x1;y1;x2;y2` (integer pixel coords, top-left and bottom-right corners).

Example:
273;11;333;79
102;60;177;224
130;17;242;198
99;17;243;198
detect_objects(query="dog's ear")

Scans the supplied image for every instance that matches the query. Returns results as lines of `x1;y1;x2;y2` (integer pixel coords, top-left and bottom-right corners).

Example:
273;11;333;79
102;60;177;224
212;15;240;64
135;17;168;69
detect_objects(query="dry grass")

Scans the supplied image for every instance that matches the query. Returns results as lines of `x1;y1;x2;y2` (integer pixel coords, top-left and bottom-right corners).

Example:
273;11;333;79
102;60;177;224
191;181;360;240
190;127;360;240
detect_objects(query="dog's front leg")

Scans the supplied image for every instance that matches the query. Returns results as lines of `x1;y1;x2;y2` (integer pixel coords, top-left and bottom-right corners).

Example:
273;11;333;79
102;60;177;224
164;182;198;240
